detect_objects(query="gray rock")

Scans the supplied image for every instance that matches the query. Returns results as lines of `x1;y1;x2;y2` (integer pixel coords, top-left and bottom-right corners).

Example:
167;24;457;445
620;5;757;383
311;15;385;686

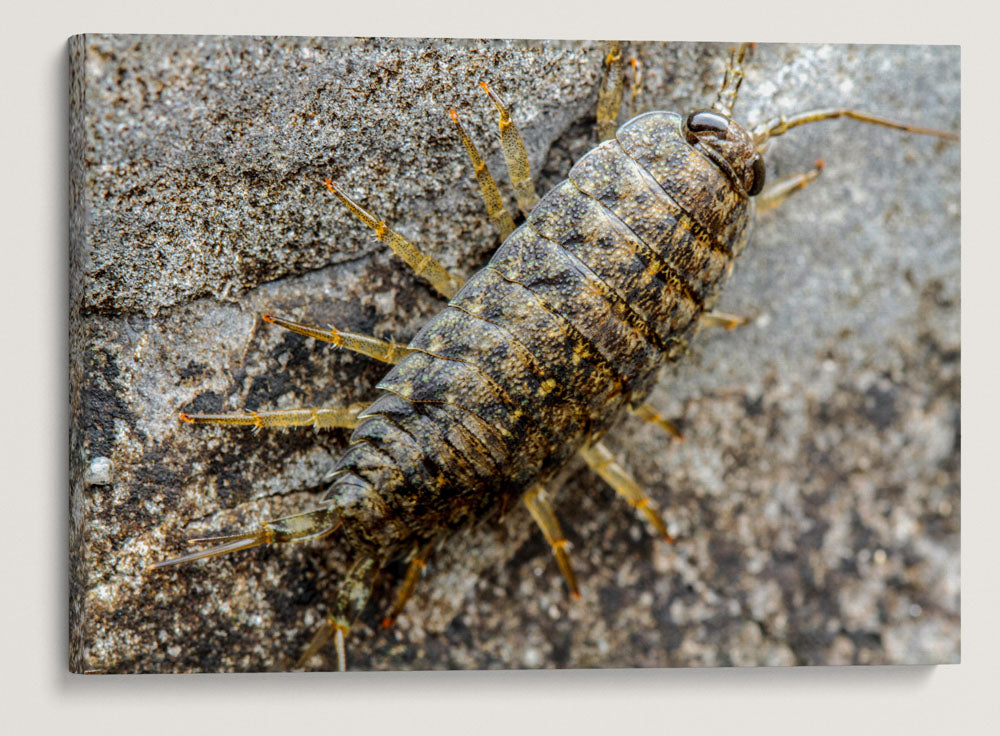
69;37;959;673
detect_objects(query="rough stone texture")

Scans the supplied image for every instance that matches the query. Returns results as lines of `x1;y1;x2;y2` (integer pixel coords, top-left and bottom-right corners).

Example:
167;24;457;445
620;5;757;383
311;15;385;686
69;37;959;673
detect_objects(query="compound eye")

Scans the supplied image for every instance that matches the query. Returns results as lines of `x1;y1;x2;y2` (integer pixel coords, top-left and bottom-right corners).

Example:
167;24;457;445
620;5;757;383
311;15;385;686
748;154;766;196
686;110;730;135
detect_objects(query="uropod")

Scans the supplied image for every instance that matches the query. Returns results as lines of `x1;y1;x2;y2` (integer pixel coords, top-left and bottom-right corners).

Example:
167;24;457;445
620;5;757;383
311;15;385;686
134;41;959;673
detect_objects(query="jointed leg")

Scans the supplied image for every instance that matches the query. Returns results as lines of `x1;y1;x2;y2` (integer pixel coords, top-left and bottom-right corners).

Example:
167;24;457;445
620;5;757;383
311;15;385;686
627;56;643;120
179;312;407;430
699;310;752;330
713;43;752;119
449;108;516;240
596;42;624;141
148;507;341;569
381;538;438;629
523;484;580;599
298;556;380;672
632;403;684;441
579;441;675;543
479;82;538;216
180;404;365;431
754;159;827;213
262;313;411;364
324;179;463;299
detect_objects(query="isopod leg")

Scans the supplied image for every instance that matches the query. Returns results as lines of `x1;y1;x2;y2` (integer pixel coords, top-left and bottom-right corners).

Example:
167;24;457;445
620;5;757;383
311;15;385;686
632;403;684;441
479;81;539;216
262;313;411;364
148;507;341;569
699;310;752;331
578;442;675;544
381;538;438;628
298;556;379;671
523;484;580;600
596;42;624;141
323;179;463;299
179;404;365;430
627;55;644;120
755;160;826;214
449;108;516;240
713;43;752;118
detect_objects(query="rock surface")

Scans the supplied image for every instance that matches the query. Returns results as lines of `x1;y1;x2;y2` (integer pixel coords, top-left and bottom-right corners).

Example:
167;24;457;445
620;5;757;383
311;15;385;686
69;37;959;673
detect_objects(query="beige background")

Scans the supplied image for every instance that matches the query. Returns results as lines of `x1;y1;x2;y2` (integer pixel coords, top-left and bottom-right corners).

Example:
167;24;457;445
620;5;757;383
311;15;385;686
4;0;996;732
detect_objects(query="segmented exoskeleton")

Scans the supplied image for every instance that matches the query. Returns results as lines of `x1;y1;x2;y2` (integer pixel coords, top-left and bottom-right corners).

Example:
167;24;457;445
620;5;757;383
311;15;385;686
150;42;958;671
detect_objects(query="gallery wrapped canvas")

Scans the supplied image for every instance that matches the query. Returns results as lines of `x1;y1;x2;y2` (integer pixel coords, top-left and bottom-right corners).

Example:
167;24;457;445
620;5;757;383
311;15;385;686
69;36;959;673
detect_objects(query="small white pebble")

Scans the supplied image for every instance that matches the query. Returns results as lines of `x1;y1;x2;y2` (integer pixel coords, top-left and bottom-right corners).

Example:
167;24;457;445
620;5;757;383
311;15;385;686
85;456;114;486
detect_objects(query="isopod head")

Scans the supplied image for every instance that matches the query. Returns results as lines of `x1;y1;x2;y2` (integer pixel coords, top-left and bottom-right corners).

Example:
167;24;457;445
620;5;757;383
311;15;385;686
683;110;766;196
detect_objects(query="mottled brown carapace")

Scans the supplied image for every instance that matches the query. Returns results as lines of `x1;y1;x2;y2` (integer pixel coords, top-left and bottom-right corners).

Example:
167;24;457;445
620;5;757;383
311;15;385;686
338;109;754;552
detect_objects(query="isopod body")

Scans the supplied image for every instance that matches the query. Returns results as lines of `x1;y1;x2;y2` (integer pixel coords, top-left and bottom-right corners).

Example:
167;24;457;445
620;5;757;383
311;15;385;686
69;39;960;673
330;107;757;559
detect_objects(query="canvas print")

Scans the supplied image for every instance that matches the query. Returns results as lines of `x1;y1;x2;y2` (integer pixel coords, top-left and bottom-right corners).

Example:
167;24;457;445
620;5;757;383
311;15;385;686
68;36;960;673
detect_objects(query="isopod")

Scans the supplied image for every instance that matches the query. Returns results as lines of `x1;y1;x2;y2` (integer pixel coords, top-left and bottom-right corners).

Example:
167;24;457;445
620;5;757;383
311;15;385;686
70;40;960;667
